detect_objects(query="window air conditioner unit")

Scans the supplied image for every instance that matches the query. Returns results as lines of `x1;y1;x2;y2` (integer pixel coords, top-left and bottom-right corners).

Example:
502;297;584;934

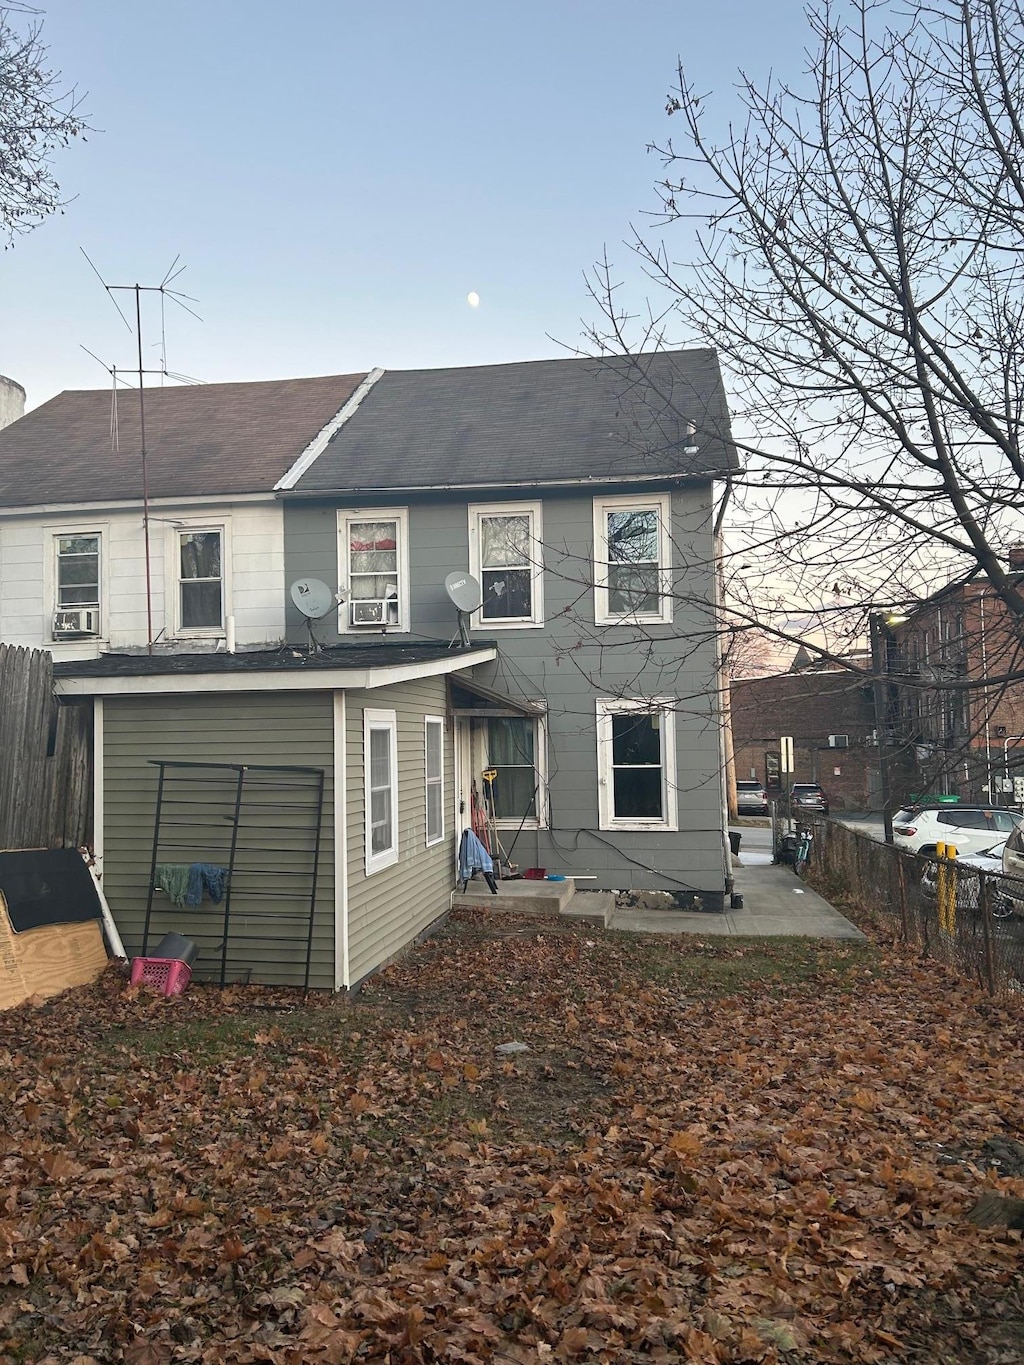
351;599;388;626
52;608;100;639
828;734;850;749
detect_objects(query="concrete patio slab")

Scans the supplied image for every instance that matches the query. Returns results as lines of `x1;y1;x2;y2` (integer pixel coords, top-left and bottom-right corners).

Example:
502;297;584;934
451;826;865;941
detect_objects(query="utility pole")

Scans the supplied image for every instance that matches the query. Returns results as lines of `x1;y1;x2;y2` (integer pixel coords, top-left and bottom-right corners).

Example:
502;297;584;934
870;612;895;843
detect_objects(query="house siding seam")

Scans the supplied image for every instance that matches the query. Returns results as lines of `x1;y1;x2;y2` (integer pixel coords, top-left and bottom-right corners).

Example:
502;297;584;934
346;678;455;986
101;692;335;989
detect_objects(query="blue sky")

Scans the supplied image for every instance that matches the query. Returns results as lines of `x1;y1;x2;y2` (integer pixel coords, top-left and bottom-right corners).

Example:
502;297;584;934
2;1;811;410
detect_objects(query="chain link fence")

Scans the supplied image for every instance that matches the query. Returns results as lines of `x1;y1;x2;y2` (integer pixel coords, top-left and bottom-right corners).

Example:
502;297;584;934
807;819;1024;996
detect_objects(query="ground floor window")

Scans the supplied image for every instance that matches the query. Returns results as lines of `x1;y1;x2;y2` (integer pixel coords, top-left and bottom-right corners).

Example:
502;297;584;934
364;708;398;872
425;715;444;846
596;698;677;831
486;717;540;824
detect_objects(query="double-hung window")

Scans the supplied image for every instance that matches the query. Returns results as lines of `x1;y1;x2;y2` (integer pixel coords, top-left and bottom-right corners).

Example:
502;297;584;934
593;493;672;625
341;509;409;631
424;716;444;846
56;534;101;610
178;529;224;630
469;502;543;627
364;709;399;873
596;698;677;831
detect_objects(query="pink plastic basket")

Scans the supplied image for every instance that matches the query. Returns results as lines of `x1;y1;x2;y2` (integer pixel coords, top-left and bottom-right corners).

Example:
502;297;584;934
130;956;192;997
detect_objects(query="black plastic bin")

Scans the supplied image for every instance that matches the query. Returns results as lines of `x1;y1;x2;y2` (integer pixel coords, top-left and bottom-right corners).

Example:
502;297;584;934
150;932;200;967
729;831;742;857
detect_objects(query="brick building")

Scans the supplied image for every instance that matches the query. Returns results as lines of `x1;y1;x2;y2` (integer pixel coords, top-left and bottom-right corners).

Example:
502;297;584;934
730;655;877;812
889;561;1024;804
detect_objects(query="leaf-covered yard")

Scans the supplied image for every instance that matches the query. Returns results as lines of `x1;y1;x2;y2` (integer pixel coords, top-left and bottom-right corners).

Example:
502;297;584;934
1;910;1022;1364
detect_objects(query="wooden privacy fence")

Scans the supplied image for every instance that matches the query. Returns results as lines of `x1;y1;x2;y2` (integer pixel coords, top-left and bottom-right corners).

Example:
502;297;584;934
0;643;92;849
806;817;1024;997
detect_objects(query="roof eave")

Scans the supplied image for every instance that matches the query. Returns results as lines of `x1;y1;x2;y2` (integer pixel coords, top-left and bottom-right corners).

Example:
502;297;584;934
54;646;498;698
281;467;732;500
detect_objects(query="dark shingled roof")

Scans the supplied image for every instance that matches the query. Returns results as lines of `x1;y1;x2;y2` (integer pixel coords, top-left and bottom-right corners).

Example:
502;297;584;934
53;639;489;680
0;373;366;507
289;350;737;494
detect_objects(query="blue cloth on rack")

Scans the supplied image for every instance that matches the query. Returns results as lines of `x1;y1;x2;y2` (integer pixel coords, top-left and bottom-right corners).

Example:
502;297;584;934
185;863;229;907
458;828;493;883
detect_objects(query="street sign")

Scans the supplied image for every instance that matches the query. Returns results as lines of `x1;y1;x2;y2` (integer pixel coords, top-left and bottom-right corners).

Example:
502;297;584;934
780;736;794;773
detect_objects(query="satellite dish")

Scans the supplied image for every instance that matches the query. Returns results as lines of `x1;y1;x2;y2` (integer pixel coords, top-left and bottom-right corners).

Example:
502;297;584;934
445;571;482;613
290;578;335;620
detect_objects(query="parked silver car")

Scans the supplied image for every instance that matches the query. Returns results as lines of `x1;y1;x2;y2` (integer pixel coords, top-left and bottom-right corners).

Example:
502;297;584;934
736;779;769;814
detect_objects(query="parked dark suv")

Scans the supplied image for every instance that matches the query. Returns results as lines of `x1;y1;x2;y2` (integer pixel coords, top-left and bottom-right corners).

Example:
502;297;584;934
790;783;830;816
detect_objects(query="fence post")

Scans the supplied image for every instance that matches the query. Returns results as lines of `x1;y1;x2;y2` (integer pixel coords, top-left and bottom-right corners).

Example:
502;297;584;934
978;875;998;996
896;856;910;941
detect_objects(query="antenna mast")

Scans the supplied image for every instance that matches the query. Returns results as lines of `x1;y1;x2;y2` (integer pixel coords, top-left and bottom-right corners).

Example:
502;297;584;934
80;252;203;654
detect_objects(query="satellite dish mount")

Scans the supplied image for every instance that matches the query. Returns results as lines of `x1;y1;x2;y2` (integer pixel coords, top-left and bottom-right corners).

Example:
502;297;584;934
290;577;337;654
445;571;483;647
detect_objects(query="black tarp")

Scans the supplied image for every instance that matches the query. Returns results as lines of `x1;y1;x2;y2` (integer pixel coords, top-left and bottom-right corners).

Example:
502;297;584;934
0;849;101;933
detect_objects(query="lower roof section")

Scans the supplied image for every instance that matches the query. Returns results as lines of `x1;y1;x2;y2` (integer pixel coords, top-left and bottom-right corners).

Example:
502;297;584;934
53;639;497;697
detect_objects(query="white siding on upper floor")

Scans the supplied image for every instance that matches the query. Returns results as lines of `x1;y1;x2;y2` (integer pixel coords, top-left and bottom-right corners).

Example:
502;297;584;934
0;500;286;660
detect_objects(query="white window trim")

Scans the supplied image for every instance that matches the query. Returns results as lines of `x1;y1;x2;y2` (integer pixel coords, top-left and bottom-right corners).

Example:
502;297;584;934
167;520;230;639
45;523;110;641
593;492;673;626
484;712;550;831
596;697;678;832
424;714;445;847
468;500;544;629
364;707;399;874
338;507;411;634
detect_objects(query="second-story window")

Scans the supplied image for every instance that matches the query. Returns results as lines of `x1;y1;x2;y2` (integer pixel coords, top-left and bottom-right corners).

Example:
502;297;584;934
340;509;409;630
56;534;100;610
179;530;223;630
593;492;673;626
468;502;543;627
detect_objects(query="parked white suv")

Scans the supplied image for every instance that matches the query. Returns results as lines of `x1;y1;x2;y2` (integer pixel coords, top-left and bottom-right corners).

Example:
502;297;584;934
1000;824;1024;916
892;805;1022;857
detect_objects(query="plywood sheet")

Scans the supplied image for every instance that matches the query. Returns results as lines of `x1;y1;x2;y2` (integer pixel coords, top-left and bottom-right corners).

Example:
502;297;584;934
0;897;107;1010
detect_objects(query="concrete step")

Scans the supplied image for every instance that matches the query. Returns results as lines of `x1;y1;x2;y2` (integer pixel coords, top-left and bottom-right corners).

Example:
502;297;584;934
452;880;617;927
559;890;615;927
453;877;576;915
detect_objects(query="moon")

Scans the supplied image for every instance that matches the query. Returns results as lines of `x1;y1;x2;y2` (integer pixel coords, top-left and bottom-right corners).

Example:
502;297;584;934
467;291;480;308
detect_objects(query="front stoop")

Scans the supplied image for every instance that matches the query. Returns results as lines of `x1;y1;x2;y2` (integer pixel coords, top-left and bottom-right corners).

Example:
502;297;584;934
452;880;615;927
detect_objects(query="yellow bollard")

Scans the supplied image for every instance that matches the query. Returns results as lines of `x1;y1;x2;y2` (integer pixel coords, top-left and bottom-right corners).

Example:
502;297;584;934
937;842;958;934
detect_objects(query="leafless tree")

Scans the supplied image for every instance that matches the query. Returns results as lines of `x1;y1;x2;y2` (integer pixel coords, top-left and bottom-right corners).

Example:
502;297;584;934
576;0;1024;803
0;4;87;245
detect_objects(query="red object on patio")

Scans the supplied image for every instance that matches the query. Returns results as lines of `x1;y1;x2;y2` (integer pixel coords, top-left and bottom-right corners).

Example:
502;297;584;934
130;957;192;997
522;867;547;880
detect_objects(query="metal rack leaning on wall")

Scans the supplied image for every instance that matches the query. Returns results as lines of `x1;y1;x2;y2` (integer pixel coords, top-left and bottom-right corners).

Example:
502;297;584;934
141;760;326;989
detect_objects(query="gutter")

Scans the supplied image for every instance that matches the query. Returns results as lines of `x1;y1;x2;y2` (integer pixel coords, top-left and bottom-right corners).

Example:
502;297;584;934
279;468;735;499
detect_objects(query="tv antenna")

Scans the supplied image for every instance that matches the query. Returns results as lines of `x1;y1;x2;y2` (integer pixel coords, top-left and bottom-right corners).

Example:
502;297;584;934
290;578;338;654
445;571;482;647
79;250;204;654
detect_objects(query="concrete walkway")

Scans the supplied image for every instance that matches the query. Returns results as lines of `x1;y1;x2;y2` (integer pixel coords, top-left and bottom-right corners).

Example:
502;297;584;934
454;826;865;941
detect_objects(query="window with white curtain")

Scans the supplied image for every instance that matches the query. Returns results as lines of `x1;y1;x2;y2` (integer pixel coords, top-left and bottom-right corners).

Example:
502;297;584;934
424;716;444;846
364;709;398;872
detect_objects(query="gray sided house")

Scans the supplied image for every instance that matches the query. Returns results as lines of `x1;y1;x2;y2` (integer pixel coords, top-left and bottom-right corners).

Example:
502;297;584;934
279;351;738;909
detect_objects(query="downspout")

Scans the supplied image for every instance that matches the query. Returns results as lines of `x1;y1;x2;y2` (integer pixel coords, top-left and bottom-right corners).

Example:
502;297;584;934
979;589;994;803
713;479;736;890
